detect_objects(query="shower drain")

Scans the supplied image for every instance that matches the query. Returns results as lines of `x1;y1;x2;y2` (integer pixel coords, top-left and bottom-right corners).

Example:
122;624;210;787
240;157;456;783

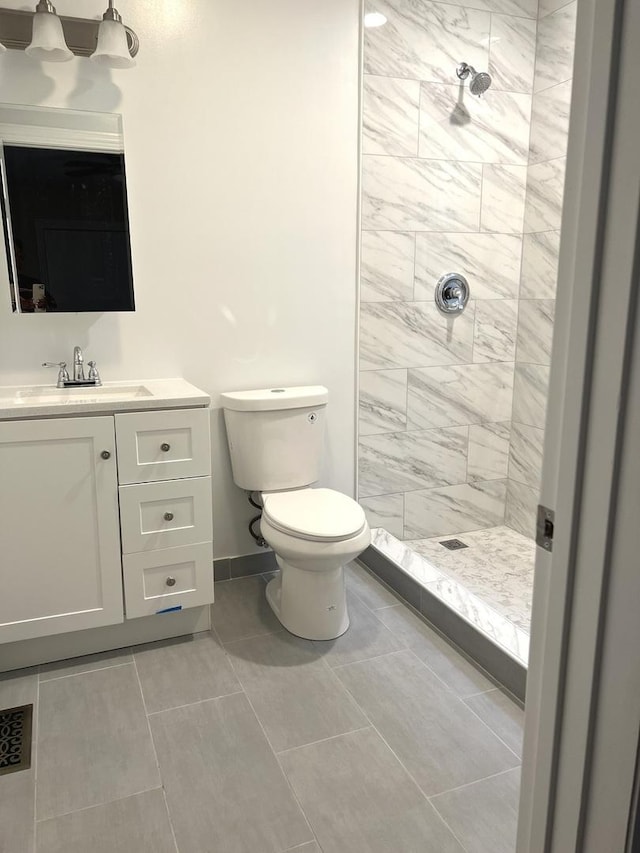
439;539;468;550
0;704;33;776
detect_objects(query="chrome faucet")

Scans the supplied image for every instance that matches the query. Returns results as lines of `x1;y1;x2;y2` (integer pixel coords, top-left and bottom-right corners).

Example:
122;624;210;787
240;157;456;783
73;346;85;382
43;346;102;388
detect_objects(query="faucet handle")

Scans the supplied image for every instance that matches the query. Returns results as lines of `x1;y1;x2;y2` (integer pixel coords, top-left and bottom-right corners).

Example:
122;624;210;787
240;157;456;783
87;361;102;386
42;361;70;387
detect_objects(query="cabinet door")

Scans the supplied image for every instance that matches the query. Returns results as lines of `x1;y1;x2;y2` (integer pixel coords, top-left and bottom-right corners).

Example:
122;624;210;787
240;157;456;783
0;416;123;643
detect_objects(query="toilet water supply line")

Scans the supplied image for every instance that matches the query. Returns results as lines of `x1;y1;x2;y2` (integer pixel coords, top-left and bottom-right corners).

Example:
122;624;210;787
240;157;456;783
247;491;268;548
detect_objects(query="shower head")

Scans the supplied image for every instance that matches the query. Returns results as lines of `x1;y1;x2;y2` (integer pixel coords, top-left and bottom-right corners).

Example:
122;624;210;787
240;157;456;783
456;62;492;96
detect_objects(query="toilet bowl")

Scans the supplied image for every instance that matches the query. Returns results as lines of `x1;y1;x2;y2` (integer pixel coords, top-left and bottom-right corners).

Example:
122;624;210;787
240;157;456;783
220;385;371;641
260;488;370;640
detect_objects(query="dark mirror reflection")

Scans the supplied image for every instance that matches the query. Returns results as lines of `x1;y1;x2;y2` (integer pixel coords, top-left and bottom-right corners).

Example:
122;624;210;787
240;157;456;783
2;146;135;313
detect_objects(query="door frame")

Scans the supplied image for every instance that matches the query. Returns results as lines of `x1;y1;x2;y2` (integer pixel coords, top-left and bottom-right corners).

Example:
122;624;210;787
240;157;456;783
518;0;640;849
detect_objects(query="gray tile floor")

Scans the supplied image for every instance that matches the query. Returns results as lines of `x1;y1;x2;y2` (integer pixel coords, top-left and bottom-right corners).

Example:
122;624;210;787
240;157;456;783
0;564;523;853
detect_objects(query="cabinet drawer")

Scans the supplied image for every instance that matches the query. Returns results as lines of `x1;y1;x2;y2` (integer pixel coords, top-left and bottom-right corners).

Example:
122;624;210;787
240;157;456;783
119;476;212;554
123;543;214;619
115;408;211;484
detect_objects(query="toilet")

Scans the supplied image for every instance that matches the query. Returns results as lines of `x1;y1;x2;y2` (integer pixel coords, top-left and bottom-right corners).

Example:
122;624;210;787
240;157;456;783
220;386;370;640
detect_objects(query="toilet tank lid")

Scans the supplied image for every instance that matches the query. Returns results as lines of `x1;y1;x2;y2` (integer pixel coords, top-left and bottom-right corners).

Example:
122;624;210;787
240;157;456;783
220;385;328;412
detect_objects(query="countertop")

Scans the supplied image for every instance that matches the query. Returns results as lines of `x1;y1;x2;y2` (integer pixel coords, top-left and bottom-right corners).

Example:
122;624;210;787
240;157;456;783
0;378;210;420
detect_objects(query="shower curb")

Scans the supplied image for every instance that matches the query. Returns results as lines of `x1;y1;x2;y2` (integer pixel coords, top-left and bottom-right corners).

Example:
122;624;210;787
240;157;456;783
357;545;527;704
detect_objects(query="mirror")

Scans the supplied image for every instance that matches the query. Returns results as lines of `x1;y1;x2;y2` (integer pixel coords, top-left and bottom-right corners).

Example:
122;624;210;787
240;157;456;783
0;104;135;313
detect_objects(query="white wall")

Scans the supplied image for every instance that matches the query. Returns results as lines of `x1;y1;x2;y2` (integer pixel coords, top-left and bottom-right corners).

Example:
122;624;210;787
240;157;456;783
0;0;361;558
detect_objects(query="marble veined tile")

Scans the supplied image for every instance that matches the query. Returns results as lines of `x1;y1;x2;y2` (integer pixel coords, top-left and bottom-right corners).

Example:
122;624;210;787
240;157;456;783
516;299;555;365
362;156;482;232
361;230;415;303
473;299;518;362
505;479;538;539
372;527;532;653
364;0;490;83
363;75;420;156
359;427;468;497
512;363;549;429
425;575;530;660
419;84;531;165
360;300;475;370
359;369;408;435
520;231;560;299
430;0;537;18
509;421;544;489
524;158;566;233
404;480;507;539
415;233;522;301
529;79;573;164
538;0;573;17
412;525;535;630
407;362;514;430
489;14;536;93
359;494;404;539
534;2;578;92
371;527;445;585
468;422;511;482
481;165;527;234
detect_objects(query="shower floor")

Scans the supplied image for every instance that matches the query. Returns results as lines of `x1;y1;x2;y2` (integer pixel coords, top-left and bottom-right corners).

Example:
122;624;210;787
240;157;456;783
405;526;536;633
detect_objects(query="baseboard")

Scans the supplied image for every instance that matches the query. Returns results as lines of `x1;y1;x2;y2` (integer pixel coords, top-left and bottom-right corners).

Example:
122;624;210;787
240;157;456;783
214;550;278;581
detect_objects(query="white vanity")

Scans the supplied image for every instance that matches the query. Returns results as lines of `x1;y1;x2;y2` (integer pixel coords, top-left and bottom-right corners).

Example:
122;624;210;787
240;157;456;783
0;379;214;669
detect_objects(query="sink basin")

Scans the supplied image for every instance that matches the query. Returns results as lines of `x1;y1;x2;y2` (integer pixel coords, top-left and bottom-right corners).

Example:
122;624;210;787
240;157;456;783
0;384;153;406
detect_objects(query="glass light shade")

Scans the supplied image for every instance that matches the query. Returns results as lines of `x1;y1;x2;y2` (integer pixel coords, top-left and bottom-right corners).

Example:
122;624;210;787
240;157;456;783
91;19;135;68
25;11;73;62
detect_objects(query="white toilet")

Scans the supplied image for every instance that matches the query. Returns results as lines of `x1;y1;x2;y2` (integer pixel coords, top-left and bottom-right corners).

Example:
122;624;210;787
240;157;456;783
220;386;370;640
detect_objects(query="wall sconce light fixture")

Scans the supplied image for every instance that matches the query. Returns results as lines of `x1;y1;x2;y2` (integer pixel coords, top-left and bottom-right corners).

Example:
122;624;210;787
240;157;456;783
0;1;139;67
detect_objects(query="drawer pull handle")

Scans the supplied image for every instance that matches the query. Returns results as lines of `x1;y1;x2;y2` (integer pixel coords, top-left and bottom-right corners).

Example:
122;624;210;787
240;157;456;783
163;511;174;521
100;450;111;460
161;442;171;452
166;576;177;587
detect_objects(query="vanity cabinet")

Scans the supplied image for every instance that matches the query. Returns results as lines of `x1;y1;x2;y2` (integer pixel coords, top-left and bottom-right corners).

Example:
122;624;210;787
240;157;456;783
0;416;123;643
0;398;214;646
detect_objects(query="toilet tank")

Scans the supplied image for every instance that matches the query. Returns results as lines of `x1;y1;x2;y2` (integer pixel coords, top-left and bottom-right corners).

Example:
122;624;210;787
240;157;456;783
220;386;329;492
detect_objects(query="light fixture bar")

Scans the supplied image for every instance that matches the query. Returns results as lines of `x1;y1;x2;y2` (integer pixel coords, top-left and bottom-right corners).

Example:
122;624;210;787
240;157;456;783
0;7;139;58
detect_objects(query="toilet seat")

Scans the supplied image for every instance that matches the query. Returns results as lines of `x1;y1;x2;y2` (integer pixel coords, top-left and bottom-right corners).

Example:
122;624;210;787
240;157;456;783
262;488;366;543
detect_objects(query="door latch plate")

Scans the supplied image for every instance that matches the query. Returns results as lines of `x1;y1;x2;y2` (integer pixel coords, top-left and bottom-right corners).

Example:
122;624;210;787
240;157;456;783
536;504;555;551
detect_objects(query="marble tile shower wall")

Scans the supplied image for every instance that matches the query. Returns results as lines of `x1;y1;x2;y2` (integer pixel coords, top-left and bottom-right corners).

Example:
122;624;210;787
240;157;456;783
358;0;538;541
505;0;577;538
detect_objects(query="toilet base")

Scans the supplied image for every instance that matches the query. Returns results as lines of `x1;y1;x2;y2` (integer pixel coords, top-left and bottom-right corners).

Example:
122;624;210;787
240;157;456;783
265;558;350;641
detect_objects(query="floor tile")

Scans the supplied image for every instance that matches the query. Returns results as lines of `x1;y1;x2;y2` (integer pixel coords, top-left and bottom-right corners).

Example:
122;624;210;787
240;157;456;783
211;576;281;643
0;667;37;853
315;592;405;668
39;647;132;681
376;604;495;696
0;770;35;853
280;728;464;853
36;664;160;820
35;789;176;853
134;632;240;714
336;650;518;796
225;631;367;752
150;693;312;853
346;562;401;610
464;689;524;758
284;844;322;852
431;767;521;853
